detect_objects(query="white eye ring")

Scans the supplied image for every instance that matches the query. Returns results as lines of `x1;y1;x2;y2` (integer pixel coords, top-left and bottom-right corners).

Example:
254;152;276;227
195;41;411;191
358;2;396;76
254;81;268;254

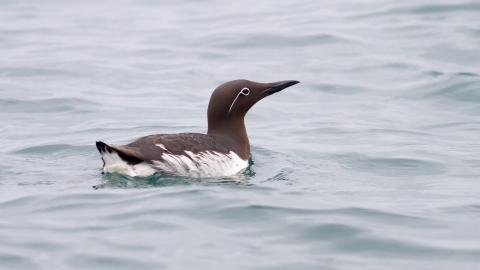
228;87;250;115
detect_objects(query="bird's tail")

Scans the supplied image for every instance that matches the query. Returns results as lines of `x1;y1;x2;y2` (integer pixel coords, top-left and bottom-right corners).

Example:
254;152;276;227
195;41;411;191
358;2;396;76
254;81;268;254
96;141;115;155
95;141;142;165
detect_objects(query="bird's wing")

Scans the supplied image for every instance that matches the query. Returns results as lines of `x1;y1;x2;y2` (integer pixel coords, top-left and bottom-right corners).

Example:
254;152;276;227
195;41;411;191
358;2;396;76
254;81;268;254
97;133;233;164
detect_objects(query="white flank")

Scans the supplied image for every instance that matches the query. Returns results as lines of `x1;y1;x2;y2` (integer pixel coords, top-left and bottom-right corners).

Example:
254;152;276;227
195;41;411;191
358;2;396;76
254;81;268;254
101;147;248;178
153;150;248;178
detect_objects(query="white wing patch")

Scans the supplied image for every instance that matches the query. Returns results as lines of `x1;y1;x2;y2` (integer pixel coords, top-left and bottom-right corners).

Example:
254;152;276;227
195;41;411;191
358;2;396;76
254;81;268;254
101;146;248;178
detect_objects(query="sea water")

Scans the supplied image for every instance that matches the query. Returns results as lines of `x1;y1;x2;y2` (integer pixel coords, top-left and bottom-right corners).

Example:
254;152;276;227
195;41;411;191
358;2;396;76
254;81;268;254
1;0;480;269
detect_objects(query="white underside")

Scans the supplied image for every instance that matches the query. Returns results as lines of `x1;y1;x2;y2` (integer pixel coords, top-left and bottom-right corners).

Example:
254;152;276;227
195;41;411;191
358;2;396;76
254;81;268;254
101;150;248;178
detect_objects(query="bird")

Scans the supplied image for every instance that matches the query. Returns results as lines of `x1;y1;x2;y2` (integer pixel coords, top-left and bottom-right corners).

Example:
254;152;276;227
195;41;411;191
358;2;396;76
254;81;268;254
96;79;299;178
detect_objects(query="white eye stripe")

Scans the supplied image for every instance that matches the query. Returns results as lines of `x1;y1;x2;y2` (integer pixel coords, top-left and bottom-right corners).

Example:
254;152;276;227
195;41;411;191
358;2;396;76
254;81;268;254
228;87;250;115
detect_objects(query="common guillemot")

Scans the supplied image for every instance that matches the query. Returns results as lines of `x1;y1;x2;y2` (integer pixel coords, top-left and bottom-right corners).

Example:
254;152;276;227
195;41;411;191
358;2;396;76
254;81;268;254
96;79;299;177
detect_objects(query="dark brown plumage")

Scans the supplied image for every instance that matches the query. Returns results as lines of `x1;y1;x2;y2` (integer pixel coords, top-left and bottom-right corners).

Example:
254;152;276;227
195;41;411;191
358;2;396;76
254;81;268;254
96;79;299;176
96;133;233;165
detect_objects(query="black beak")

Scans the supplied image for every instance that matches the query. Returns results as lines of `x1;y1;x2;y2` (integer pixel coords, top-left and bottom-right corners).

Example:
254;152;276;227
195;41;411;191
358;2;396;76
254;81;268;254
260;80;300;95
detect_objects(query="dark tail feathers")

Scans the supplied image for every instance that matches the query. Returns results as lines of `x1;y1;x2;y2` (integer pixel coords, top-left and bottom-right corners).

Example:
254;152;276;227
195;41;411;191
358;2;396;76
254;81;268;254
96;141;113;154
95;141;142;165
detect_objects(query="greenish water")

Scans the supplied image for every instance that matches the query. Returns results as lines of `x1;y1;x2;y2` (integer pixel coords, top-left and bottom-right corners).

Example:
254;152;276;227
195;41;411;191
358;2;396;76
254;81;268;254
1;0;480;269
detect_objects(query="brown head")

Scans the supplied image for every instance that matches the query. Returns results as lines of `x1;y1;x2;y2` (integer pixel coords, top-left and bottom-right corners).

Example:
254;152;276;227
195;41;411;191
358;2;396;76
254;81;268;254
207;79;299;159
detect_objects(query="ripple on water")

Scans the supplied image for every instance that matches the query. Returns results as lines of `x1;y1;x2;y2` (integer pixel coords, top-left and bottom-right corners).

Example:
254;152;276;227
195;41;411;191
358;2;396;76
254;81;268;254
0;67;72;78
333;236;480;259
0;254;39;270
424;80;480;103
12;144;86;155
311;83;367;96
296;223;362;242
213;33;353;49
0;98;100;113
409;3;480;14
66;255;166;270
354;3;480;18
334;153;447;177
442;204;480;215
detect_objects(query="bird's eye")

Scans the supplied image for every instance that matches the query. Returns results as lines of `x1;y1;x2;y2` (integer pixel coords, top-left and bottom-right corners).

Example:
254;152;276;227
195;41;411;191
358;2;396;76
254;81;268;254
228;87;250;115
241;88;250;95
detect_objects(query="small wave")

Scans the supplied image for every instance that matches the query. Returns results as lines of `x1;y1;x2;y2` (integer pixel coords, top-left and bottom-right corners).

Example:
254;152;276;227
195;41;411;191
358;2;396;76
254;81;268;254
66;254;166;269
0;67;72;78
311;83;367;96
334;153;447;177
12;144;89;155
333;235;480;259
424;70;444;77
296;223;361;242
403;75;480;106
442;204;480;215
420;121;480;131
0;254;39;270
213;33;353;49
425;80;480;103
410;3;480;14
0;98;100;113
456;72;478;77
353;3;480;18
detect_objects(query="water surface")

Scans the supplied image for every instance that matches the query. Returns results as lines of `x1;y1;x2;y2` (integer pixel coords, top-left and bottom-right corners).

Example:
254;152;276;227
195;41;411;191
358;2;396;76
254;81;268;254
1;0;480;269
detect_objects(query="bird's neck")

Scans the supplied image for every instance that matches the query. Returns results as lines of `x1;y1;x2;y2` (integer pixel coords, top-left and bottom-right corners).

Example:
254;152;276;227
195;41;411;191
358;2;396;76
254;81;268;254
207;117;250;160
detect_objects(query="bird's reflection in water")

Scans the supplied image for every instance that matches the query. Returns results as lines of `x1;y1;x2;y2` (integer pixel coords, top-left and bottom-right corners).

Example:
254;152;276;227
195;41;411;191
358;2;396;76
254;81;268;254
94;158;255;189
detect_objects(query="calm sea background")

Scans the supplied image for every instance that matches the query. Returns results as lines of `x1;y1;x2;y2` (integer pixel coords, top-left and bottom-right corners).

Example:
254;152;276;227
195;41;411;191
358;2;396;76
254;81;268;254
1;0;480;269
